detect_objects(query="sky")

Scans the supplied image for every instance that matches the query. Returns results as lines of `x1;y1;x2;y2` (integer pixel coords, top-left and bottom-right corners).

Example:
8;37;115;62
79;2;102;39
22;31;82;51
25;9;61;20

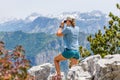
0;0;119;19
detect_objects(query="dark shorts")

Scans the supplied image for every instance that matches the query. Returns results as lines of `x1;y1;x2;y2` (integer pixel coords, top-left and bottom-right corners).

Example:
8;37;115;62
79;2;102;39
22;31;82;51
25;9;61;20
62;48;80;59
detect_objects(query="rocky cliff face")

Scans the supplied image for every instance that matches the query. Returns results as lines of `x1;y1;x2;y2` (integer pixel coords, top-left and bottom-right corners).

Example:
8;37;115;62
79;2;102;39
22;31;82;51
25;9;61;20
29;54;120;80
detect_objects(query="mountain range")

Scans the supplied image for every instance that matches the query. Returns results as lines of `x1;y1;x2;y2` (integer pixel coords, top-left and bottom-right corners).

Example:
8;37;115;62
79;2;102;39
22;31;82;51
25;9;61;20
0;10;108;34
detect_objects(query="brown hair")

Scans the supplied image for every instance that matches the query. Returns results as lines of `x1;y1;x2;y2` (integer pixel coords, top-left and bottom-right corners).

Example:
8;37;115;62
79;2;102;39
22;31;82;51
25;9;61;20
70;19;75;27
0;41;4;44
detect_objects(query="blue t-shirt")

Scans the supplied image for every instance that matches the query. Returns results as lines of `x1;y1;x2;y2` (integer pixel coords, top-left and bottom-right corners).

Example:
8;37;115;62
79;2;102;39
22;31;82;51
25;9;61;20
62;26;79;50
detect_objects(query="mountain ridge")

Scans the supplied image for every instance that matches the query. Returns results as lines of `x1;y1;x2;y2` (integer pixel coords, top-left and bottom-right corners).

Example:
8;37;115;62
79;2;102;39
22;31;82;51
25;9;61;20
0;10;108;34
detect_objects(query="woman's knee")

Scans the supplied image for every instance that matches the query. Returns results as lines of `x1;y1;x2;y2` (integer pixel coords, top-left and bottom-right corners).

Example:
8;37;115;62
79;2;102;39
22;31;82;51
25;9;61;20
54;54;66;62
54;56;59;62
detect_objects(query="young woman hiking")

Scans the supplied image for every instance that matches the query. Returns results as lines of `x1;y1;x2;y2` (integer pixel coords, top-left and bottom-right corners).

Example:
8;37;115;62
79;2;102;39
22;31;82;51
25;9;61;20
54;17;80;80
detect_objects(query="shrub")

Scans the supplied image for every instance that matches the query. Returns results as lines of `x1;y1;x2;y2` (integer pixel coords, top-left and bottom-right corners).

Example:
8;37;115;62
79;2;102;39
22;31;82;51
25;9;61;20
0;42;34;80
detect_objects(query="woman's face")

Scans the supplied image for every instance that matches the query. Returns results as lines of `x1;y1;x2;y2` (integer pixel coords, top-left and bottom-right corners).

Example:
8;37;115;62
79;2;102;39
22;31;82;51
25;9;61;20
66;20;71;26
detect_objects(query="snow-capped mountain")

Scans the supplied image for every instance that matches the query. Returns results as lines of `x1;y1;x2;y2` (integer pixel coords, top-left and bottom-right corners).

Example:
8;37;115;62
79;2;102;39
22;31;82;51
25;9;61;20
0;17;19;24
25;13;43;22
0;10;108;34
54;10;106;20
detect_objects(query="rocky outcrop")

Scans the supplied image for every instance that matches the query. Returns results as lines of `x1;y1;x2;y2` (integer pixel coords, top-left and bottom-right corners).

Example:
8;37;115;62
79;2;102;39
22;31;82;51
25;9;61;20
67;54;120;80
67;54;101;80
29;54;120;80
28;63;65;80
28;63;53;80
94;54;120;80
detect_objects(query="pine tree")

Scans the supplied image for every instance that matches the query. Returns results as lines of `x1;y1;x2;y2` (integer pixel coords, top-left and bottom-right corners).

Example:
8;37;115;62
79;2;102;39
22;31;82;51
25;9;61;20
85;3;120;58
79;46;91;58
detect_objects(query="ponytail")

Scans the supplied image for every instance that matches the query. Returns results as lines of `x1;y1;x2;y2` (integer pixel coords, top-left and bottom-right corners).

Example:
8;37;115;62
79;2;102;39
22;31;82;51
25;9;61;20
71;19;75;27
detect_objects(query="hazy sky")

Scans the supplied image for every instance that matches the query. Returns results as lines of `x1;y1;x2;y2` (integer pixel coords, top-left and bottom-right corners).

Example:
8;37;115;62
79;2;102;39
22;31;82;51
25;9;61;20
0;0;119;19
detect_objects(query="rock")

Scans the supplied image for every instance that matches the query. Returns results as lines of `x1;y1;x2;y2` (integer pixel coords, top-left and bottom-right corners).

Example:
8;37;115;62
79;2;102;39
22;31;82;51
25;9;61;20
80;54;101;75
67;55;101;80
28;63;53;80
29;54;120;80
67;54;120;80
67;66;92;80
94;54;120;80
28;63;66;80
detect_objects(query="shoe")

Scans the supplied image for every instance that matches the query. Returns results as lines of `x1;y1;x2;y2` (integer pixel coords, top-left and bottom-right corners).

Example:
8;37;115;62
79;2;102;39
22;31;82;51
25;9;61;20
52;74;62;80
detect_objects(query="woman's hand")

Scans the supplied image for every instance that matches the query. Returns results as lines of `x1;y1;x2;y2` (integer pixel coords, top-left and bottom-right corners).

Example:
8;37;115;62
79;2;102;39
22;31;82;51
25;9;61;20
59;22;64;29
56;22;64;37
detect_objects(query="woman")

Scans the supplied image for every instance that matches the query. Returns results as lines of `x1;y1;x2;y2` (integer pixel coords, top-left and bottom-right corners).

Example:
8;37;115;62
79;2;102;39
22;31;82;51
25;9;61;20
54;17;80;79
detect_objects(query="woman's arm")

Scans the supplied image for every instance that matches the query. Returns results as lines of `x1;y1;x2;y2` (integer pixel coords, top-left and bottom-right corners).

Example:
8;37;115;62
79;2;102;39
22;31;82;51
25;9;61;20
56;22;64;37
56;28;64;37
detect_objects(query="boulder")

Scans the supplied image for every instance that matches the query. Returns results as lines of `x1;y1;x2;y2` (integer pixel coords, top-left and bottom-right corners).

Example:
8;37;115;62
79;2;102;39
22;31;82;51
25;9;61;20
67;54;120;80
67;55;101;80
80;54;101;75
28;63;53;80
67;66;92;80
94;54;120;80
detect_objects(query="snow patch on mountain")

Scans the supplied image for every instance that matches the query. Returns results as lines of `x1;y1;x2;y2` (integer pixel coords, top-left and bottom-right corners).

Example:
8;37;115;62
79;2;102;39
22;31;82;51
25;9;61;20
0;17;20;24
25;13;43;22
0;10;108;34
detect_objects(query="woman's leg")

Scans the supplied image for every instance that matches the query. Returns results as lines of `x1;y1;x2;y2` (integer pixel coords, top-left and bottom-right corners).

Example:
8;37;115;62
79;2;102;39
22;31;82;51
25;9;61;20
70;58;79;67
54;54;67;75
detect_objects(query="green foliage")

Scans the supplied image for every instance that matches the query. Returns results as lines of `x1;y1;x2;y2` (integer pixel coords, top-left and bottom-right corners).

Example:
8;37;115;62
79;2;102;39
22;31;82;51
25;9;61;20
87;4;120;58
79;46;91;58
0;42;34;80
